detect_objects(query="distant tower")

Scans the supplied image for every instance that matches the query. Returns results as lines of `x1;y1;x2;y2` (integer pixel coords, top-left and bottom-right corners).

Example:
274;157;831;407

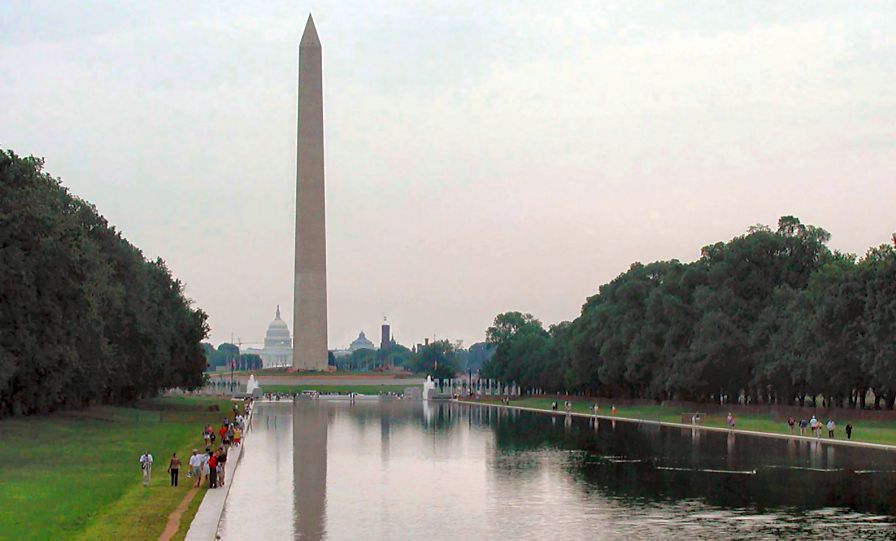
292;14;328;371
380;316;391;351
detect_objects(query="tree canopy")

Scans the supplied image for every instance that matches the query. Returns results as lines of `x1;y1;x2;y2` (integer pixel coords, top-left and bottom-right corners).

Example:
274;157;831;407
484;217;896;408
0;150;209;415
408;340;458;379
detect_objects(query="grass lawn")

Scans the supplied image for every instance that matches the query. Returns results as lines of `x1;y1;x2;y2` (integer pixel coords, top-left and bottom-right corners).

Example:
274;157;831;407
507;397;896;446
263;384;412;395
0;396;233;541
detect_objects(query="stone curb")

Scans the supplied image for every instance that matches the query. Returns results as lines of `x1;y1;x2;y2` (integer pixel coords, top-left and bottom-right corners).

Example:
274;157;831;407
458;400;896;452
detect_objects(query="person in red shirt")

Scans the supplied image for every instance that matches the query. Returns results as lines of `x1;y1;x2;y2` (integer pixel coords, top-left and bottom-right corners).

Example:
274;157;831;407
219;424;228;444
208;451;218;488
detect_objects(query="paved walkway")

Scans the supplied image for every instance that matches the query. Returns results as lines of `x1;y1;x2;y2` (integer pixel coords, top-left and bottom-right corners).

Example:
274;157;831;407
460;400;896;452
183;406;253;541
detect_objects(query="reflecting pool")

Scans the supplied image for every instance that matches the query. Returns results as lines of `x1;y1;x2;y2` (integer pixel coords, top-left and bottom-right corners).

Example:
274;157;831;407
218;400;896;540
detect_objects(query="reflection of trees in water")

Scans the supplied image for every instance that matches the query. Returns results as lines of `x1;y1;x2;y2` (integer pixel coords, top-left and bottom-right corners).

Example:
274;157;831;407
486;409;896;515
336;400;474;435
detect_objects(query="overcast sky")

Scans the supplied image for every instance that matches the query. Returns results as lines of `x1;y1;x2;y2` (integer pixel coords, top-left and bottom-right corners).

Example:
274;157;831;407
2;1;894;350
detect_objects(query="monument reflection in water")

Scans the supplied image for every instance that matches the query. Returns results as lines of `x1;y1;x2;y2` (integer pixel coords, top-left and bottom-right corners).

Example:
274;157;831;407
218;400;896;540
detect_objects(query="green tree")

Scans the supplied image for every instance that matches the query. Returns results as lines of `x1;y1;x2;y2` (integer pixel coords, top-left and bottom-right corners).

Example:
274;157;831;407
409;340;457;379
0;149;209;415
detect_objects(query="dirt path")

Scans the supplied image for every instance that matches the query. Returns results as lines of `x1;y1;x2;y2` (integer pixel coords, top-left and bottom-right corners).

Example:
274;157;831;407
158;487;198;541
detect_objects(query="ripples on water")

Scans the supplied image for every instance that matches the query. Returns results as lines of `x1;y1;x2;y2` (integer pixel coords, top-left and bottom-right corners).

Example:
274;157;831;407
218;401;896;540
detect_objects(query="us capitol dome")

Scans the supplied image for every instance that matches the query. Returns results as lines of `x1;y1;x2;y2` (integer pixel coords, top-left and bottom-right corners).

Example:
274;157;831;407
244;306;293;368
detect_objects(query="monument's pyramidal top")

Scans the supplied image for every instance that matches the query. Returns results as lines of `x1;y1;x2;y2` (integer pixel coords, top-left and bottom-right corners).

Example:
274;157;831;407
300;14;320;48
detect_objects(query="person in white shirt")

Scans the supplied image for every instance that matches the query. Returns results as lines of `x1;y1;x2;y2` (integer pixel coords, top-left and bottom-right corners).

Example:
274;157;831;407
189;449;203;487
139;452;153;487
201;448;210;484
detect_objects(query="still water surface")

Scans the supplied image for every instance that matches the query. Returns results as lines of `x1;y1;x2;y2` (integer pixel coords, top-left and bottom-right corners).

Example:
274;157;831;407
218;400;896;540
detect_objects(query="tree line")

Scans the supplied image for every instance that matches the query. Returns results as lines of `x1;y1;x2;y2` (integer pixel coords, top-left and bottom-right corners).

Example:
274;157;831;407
333;339;493;376
482;217;896;409
202;343;262;371
0;150;209;415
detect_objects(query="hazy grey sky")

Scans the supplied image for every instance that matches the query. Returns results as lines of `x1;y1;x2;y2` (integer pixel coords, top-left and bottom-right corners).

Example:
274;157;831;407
2;1;894;350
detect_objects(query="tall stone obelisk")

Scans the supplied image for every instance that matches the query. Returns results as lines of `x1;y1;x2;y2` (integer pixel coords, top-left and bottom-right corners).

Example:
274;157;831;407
293;14;328;371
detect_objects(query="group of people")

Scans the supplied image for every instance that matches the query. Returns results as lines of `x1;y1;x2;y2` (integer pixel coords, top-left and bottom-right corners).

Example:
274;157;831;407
138;450;190;488
137;398;253;489
202;415;244;448
788;415;853;439
187;446;229;488
547;401;618;416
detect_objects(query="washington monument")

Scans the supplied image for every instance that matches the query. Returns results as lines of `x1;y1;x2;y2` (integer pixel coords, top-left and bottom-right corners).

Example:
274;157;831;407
293;14;328;371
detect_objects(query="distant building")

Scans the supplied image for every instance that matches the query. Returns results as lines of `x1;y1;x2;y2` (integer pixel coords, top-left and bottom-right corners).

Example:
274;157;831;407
380;318;391;350
349;331;376;352
243;306;293;368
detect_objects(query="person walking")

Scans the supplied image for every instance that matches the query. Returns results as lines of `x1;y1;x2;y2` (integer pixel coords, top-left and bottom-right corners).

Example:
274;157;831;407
809;415;818;437
827;419;836;438
168;453;181;487
189;449;203;488
139;451;153;487
201;447;211;486
726;412;735;429
799;418;808;436
208;450;218;489
217;448;228;487
846;423;853;440
787;417;795;434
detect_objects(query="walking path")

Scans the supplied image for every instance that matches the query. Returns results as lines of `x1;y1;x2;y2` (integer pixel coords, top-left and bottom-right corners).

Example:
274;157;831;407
459;399;896;452
183;404;254;541
158;487;198;541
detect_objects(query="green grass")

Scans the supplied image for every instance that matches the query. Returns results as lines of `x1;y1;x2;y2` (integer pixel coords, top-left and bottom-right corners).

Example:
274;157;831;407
506;398;896;445
264;384;412;395
0;396;232;541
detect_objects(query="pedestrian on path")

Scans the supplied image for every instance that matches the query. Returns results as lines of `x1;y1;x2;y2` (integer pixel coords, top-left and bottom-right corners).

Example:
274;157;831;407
799;418;807;436
217;448;227;487
189;449;203;487
809;415;818;437
787;417;795;434
168;453;181;487
201;447;210;485
726;412;735;429
827;419;836;438
846;423;853;440
139;451;153;487
208;450;218;489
